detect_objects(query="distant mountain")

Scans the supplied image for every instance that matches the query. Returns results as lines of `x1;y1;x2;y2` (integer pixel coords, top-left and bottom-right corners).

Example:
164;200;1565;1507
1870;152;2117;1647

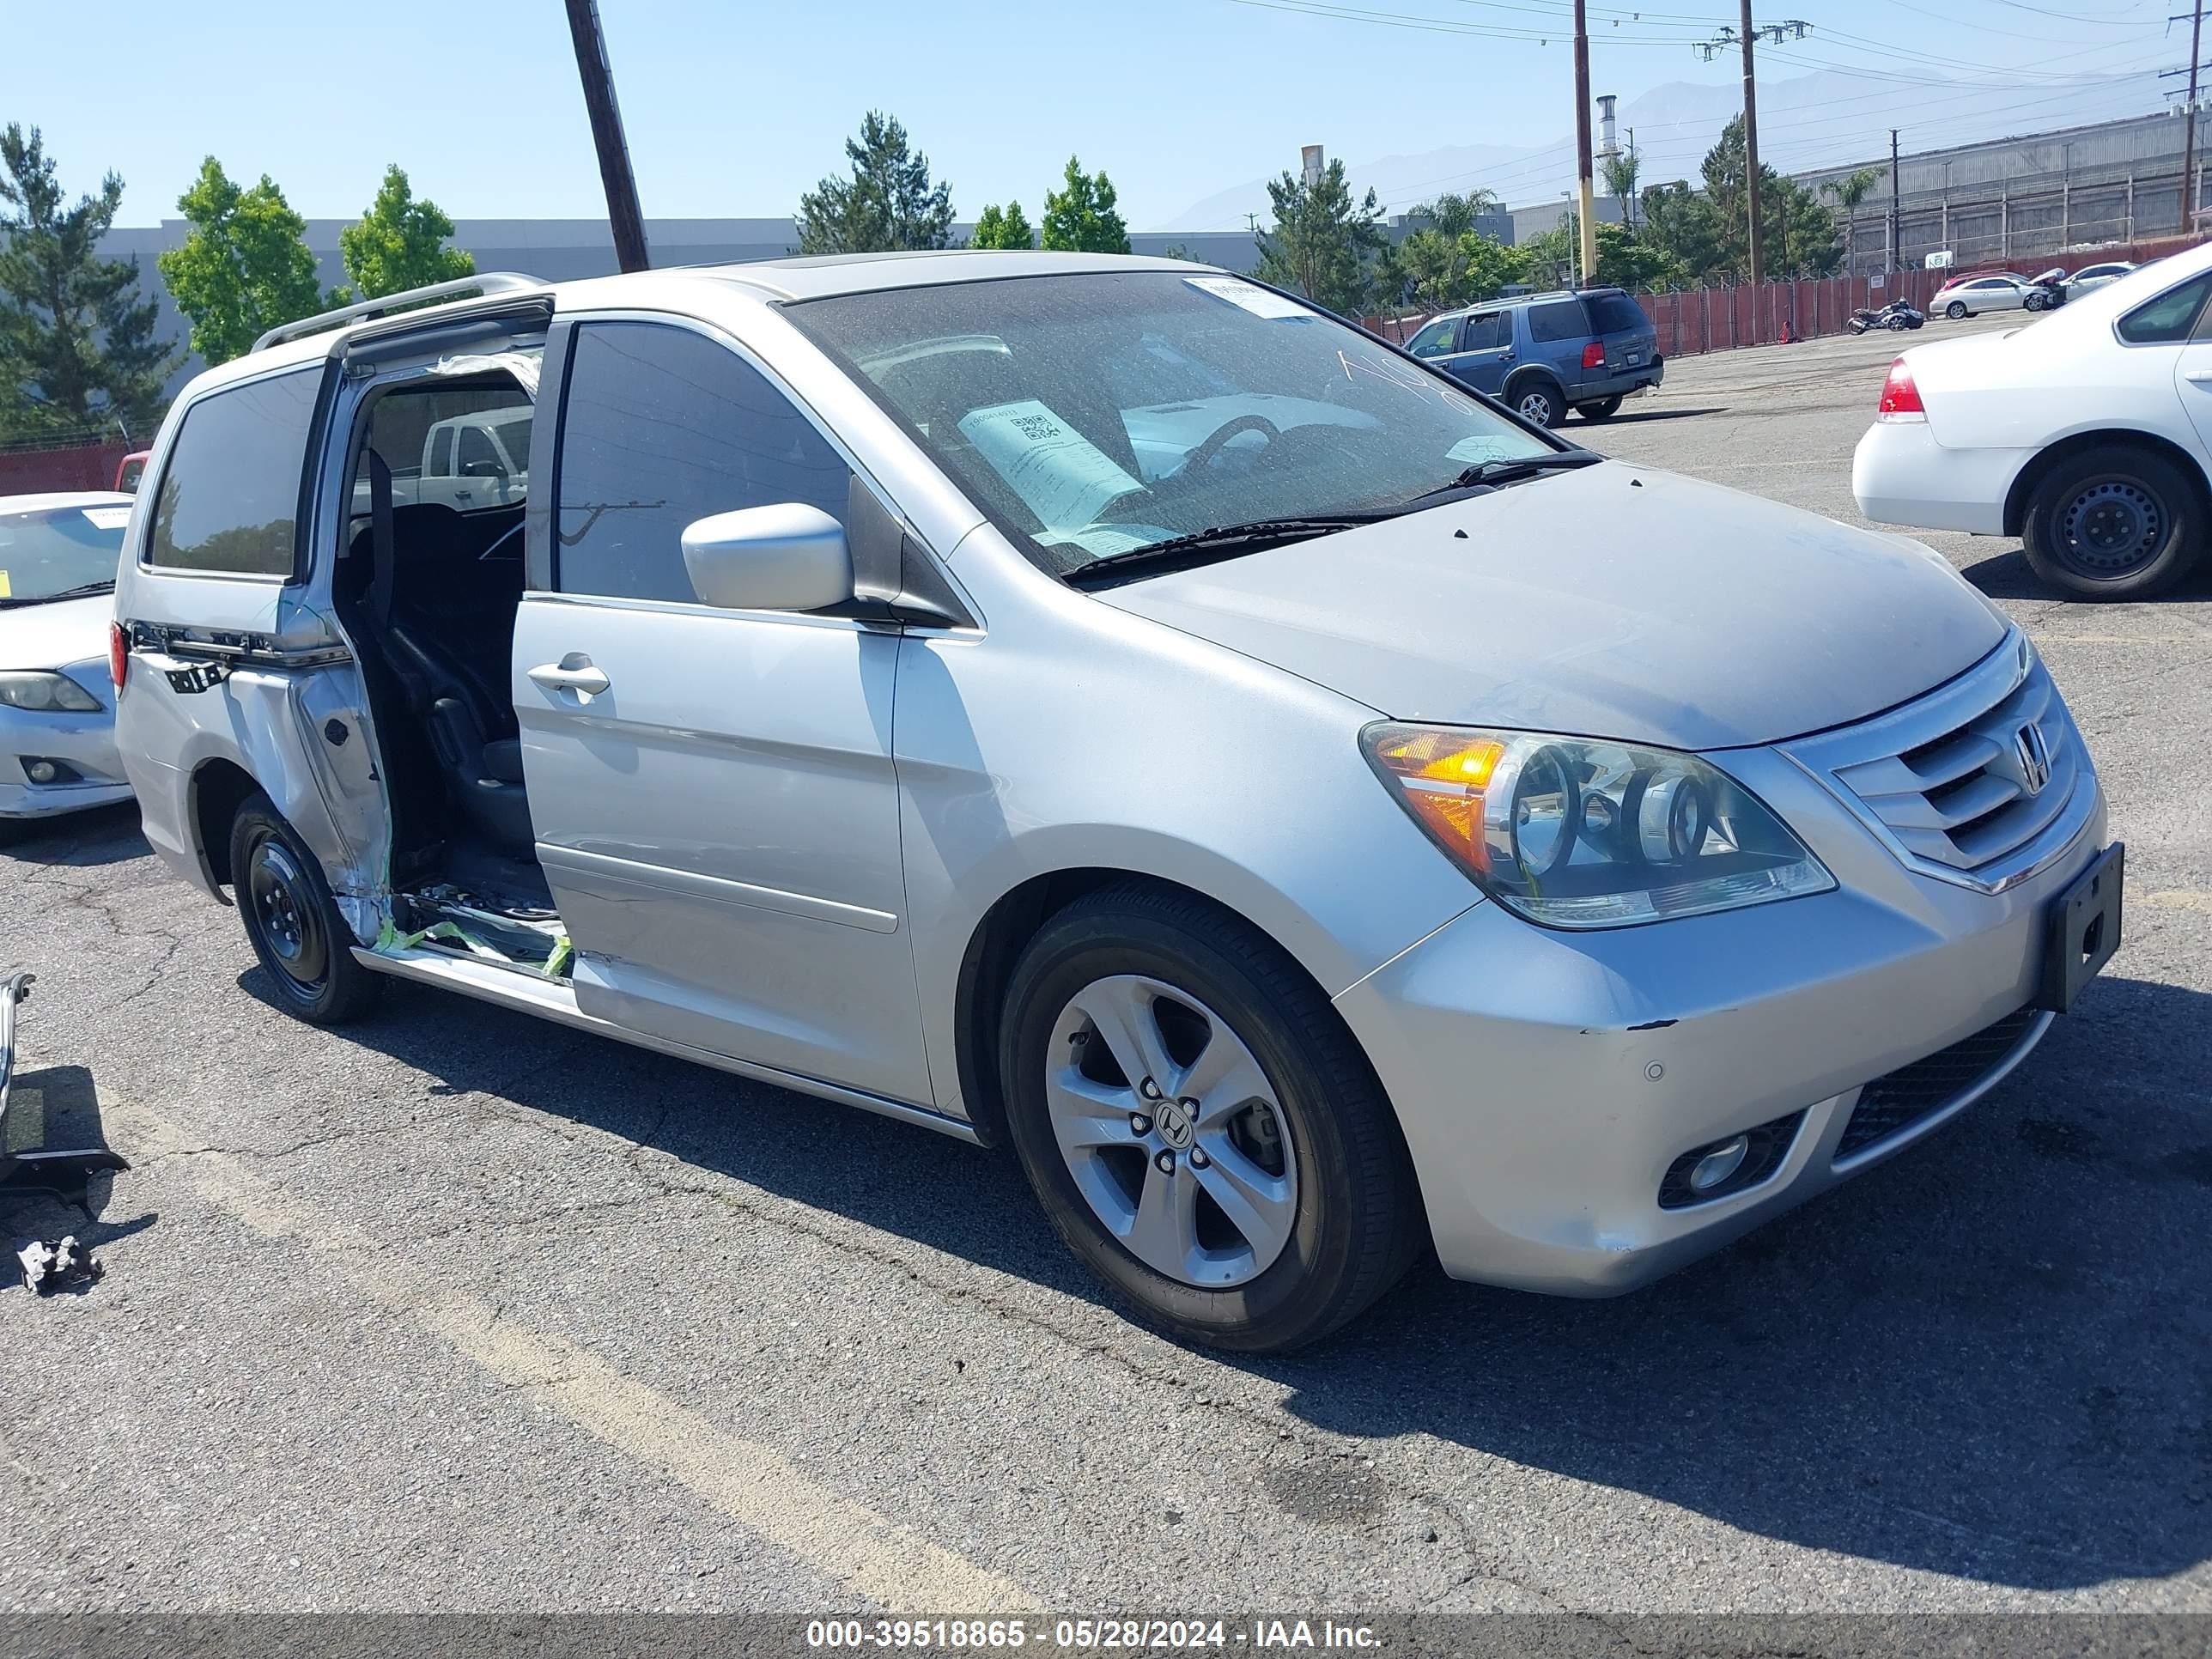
1153;70;2156;230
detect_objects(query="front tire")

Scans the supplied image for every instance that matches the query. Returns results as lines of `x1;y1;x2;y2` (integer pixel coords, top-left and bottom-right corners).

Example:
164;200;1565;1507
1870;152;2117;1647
1575;396;1623;421
230;795;383;1024
1946;301;1969;320
2021;446;2204;599
999;884;1422;1352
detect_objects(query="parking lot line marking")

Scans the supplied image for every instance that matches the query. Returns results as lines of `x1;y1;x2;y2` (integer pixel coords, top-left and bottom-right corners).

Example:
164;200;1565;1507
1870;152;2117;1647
2141;890;2212;914
110;1100;1039;1615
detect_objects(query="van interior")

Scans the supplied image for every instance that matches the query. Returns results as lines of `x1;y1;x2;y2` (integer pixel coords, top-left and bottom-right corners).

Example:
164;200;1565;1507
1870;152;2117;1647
332;363;567;973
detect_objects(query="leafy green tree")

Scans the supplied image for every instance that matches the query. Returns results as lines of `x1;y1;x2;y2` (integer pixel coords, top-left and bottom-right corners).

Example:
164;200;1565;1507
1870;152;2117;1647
0;124;174;438
1254;158;1389;316
158;158;339;365
339;165;474;299
1039;156;1130;254
1638;180;1729;283
1601;144;1641;229
968;201;1034;250
1822;166;1885;272
1398;228;1524;310
795;112;954;254
1409;188;1499;239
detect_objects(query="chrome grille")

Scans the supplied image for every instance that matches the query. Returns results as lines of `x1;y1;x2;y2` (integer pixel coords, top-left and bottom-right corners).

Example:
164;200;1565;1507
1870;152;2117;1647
1784;634;2087;884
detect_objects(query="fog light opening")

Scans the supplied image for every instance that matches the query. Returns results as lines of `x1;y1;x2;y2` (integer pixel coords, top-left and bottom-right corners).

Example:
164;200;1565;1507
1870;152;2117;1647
24;760;58;785
1687;1134;1749;1193
1657;1111;1805;1210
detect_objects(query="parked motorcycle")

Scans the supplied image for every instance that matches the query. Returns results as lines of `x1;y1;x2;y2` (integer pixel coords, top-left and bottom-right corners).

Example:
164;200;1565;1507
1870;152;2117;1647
2022;267;2069;312
1848;299;1925;334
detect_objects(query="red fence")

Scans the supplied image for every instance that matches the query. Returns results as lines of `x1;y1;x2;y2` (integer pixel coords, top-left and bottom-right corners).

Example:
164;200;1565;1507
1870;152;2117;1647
1371;231;2210;359
0;438;133;497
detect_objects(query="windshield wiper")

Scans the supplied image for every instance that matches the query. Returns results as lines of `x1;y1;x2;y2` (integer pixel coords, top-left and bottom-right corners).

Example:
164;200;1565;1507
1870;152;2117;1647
1064;514;1395;588
1399;449;1605;507
0;580;116;610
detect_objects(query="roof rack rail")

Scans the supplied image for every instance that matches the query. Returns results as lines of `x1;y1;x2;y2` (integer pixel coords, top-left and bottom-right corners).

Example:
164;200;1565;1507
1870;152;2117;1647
249;271;546;355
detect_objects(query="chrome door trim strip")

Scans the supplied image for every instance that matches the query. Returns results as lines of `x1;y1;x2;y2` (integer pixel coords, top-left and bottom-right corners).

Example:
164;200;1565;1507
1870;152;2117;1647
536;842;901;935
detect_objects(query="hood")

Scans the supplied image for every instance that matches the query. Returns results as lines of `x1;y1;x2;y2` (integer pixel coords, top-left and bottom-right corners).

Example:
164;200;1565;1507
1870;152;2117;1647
0;594;112;678
1097;463;2005;750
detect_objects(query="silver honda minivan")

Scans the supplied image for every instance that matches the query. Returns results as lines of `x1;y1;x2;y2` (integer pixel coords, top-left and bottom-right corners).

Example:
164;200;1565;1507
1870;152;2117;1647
111;253;2121;1352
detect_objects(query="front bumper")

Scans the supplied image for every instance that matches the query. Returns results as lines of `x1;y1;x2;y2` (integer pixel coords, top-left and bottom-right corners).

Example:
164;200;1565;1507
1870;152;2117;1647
1334;743;2107;1296
1852;419;2032;536
0;682;131;822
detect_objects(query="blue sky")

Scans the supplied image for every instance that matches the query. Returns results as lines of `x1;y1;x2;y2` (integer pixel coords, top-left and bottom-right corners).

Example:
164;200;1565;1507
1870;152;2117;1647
0;0;2184;230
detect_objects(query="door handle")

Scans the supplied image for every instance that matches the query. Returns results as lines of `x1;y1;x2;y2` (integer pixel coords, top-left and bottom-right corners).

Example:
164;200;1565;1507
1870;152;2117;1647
2186;369;2212;385
529;659;611;696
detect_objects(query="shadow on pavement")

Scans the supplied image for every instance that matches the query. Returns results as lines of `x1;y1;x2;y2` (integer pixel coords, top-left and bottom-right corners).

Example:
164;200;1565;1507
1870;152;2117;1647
2;1061;158;1285
313;962;2211;1593
1577;405;1728;426
1963;544;2212;605
0;803;150;868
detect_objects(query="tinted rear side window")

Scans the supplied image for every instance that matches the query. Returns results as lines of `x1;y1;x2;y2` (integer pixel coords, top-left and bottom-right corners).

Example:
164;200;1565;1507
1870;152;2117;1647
555;321;853;603
1586;293;1649;333
2118;272;2212;344
148;368;323;576
1525;301;1591;343
1462;313;1505;350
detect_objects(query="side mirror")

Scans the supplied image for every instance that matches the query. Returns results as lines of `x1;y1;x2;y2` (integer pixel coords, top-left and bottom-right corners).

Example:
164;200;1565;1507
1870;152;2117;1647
680;503;854;613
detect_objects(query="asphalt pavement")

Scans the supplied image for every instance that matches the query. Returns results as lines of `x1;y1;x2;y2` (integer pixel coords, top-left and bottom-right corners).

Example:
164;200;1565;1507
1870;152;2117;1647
1;314;2207;1623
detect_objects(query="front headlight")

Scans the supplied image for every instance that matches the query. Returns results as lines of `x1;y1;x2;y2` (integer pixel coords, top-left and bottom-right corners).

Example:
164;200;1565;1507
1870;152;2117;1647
1363;723;1834;928
0;672;102;714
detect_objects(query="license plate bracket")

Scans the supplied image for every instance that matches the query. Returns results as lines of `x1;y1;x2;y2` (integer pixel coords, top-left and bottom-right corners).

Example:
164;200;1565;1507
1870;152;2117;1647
2039;842;2124;1013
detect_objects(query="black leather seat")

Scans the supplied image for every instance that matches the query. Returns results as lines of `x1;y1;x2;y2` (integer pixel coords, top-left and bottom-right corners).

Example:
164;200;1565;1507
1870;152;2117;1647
353;501;535;855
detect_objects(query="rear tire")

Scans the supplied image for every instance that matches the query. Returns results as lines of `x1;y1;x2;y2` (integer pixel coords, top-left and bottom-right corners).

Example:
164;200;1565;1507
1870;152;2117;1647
999;883;1423;1353
1575;396;1623;421
1946;301;1969;320
1508;377;1564;428
2021;446;2204;600
230;794;383;1024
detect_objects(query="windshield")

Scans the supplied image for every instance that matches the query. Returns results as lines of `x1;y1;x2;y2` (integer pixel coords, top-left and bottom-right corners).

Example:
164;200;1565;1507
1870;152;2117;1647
0;501;129;605
787;270;1555;574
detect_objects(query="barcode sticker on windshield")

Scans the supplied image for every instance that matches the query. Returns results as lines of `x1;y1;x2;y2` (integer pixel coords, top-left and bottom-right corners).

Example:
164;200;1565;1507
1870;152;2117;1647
82;507;131;530
957;399;1144;529
1185;276;1310;319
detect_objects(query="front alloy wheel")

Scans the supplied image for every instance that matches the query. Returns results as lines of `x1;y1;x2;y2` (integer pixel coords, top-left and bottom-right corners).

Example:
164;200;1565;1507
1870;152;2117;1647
999;883;1421;1352
1045;975;1298;1289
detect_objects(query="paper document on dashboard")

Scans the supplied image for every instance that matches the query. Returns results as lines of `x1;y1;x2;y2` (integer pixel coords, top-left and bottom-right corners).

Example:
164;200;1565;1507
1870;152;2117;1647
957;399;1143;530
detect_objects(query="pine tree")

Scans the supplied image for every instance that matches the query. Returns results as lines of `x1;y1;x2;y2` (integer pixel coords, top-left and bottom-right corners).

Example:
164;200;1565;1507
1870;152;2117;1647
0;124;175;438
1253;159;1388;316
795;112;955;254
1039;157;1130;254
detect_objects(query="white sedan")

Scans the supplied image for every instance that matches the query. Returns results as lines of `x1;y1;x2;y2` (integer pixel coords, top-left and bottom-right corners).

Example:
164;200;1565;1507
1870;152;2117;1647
1930;272;2031;319
0;492;135;837
1853;246;2212;599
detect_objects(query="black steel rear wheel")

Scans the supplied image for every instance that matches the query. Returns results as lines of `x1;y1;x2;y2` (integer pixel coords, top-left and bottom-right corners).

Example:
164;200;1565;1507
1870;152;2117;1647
2022;446;2204;600
230;794;384;1024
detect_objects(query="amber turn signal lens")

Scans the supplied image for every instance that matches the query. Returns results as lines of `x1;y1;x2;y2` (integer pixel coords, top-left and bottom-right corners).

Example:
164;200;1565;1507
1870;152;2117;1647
1366;727;1505;866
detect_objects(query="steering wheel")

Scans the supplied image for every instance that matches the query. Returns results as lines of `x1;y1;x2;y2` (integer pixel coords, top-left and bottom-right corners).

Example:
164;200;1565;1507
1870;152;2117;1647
1182;414;1281;475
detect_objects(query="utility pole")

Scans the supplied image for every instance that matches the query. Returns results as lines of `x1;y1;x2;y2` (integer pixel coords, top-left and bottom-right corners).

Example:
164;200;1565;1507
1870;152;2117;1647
1573;0;1597;287
1694;15;1809;295
1889;128;1902;273
1626;126;1636;229
2185;4;2206;234
563;0;651;272
1738;0;1763;290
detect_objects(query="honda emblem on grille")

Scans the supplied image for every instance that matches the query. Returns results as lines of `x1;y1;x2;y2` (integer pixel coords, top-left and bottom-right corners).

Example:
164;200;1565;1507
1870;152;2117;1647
2014;724;2052;795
